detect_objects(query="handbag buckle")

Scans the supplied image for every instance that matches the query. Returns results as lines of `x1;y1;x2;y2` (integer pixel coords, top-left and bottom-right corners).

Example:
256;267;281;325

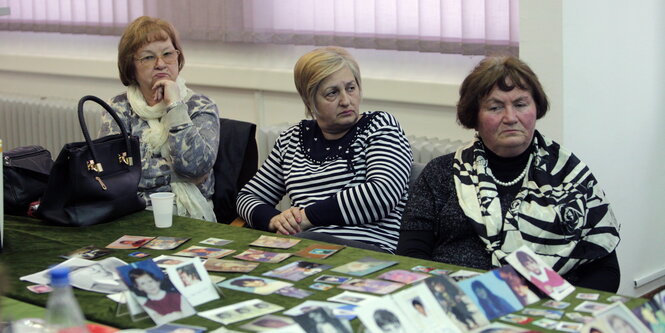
118;152;133;166
87;160;104;173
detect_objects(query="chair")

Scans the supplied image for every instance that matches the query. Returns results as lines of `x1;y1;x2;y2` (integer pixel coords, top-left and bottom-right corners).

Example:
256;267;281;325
212;118;258;224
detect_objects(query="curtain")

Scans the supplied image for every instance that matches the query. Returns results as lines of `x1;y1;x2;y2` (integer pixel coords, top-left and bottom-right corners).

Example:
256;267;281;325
0;0;518;56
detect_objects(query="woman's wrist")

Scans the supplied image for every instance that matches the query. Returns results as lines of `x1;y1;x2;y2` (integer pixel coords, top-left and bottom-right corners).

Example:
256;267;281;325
166;100;183;111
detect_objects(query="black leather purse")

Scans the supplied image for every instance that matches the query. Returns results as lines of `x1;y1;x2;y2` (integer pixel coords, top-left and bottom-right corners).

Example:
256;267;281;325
3;145;53;215
38;95;145;226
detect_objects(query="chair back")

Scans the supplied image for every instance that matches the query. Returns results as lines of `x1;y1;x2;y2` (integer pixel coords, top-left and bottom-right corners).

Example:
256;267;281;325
212;118;258;224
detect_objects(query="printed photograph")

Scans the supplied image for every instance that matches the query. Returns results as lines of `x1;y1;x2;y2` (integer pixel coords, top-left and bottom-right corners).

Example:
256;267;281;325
594;302;651;333
61;245;113;260
505;245;575;301
424;275;489;331
274;286;314;299
458;270;524;320
499;313;534;325
172;246;235;259
574;301;611;314
198;298;284;325
337;278;404;295
282;300;346;317
218;275;292;295
204;258;259;273
153;255;187;268
106;235;155;249
631;298;665;333
145;323;206;333
250;235;301;249
327;291;380;306
293;307;352;333
240;314;295;331
314;275;351;285
331;256;398;277
200;237;233;246
377;269;429;284
391;282;461;332
472;322;531;333
293;243;345;259
449;269;481;282
142;236;190;250
494;265;540;306
263;261;332;282
164;258;219;306
116;259;196;325
355;296;419;333
20;257;129;294
233;248;292;263
309;283;334;291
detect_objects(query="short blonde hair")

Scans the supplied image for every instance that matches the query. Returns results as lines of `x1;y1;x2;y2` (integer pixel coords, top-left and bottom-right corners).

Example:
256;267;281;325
117;16;185;86
293;46;361;118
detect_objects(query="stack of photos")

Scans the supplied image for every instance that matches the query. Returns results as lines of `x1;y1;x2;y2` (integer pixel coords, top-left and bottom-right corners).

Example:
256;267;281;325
331;256;398;276
142;237;190;250
424;275;489;331
163;257;219;306
116;259;196;325
233;248;292;263
218;275;292;295
198;298;284;325
458;268;525;320
249;235;301;249
106;235;155;249
203;259;259;273
20;257;128;294
172;246;235;259
505;245;575;301
263;261;333;282
294;243;345;259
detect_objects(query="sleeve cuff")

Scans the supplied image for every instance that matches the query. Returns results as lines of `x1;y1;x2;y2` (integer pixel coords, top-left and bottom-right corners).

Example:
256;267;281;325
304;196;343;226
250;205;281;231
163;101;193;129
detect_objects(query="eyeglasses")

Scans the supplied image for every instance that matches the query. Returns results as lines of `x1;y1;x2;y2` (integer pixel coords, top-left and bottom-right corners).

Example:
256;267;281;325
134;49;180;66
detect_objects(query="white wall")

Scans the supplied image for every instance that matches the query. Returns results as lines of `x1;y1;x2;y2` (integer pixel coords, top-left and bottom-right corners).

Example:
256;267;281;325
1;0;663;297
521;0;665;296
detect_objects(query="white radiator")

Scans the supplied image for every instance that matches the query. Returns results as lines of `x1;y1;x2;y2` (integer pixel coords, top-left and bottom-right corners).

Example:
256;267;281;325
258;123;464;165
0;94;103;157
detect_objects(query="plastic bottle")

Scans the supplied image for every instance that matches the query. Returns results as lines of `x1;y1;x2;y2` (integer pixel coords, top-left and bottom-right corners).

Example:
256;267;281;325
44;267;90;333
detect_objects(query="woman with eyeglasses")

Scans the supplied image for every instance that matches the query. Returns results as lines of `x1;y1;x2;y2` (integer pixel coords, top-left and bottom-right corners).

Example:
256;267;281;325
100;16;220;221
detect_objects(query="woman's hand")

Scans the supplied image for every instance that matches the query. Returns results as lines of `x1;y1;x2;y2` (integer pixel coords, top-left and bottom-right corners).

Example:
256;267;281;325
269;207;313;235
151;79;180;106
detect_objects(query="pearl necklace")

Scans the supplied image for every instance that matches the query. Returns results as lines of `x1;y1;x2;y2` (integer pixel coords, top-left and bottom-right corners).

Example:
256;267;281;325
488;155;531;187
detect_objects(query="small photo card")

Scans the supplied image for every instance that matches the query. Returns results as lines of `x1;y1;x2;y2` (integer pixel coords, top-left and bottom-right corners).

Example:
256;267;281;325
240;314;295;332
274;286;314;299
61;245;113;260
263;261;332;282
521;307;564;319
293;307;352;333
200;237;233;246
153;255;189;268
233;248;292;263
293;243;345;259
500;313;534;325
542;300;571;310
576;293;600;301
204;259;259;273
556;321;584;333
309;283;334;291
592;302;651;333
250;235;301;249
282;300;344;317
607;295;630;303
198;298;284;325
377;269;429;284
505;245;575;301
218;275;292;295
565;312;594;323
142;236;190;250
355;296;419;333
574;301;610;314
314;275;351;285
172;246;235;259
106;235;155;249
448;269;481;282
327;291;380;306
337;278;404;295
331;256;398;277
164;257;219;306
430;269;452;276
27;284;53;294
145;323;206;333
129;251;150;258
533;318;559;330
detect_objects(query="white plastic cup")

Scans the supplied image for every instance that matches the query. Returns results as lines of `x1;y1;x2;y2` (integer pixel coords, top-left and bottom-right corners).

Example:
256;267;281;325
149;192;175;228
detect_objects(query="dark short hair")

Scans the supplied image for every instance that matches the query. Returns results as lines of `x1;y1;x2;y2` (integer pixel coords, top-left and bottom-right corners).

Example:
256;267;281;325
515;251;537;266
117;16;185;86
457;56;549;129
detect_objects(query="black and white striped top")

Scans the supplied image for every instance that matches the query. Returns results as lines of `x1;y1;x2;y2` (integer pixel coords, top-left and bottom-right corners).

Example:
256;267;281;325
237;111;412;253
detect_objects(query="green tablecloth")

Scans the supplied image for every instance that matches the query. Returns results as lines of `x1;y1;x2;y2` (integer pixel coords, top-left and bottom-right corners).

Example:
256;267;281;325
0;212;643;331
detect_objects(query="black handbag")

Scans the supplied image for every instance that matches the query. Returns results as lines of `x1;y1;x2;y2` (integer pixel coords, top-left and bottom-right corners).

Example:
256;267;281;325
38;95;145;226
3;145;53;215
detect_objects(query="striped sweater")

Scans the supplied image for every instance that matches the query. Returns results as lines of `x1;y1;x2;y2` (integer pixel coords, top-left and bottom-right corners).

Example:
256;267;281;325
237;111;412;253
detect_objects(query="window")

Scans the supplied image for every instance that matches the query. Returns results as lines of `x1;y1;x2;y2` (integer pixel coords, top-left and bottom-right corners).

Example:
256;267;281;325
0;0;518;56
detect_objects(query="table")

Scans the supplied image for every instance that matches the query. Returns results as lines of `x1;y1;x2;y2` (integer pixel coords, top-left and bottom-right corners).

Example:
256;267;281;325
0;212;644;331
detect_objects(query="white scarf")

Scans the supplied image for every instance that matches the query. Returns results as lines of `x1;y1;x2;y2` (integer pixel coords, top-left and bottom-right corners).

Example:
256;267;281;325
128;77;216;222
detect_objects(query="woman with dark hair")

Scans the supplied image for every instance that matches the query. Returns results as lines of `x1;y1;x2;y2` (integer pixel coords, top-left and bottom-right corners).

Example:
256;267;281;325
470;280;516;320
373;309;405;333
128;268;193;317
398;56;620;292
100;16;220;221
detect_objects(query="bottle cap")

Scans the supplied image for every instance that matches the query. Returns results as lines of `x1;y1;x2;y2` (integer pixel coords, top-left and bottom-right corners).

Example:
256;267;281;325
49;266;71;287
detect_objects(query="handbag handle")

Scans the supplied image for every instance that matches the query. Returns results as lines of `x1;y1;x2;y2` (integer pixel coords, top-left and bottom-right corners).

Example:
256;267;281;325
77;95;134;173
